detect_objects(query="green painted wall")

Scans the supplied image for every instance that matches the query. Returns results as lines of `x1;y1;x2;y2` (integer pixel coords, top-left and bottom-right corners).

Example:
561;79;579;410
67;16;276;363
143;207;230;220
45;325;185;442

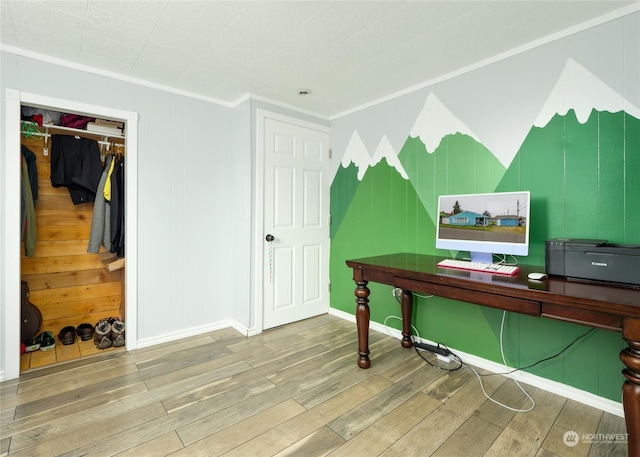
330;104;639;402
329;11;639;403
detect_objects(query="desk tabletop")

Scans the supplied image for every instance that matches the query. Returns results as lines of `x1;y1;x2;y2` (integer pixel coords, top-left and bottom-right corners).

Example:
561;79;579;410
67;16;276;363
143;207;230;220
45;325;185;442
346;253;640;318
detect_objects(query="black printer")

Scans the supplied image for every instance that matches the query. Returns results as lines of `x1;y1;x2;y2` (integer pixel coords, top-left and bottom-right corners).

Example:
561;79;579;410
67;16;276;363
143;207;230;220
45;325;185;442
546;238;640;286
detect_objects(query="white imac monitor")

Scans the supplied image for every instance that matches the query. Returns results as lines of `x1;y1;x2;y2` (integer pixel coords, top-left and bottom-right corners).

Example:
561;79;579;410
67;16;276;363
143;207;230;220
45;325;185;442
436;191;530;264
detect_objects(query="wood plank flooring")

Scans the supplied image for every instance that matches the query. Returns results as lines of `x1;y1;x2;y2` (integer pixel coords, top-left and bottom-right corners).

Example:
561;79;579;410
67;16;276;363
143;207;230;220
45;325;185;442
0;314;629;457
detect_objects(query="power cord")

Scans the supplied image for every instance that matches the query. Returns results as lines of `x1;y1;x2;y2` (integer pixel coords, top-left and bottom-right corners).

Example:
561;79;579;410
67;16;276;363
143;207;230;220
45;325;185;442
430;312;593;412
388;288;592;412
413;332;533;410
392;287;433;302
384;313;462;372
414;292;435;299
462;311;535;412
477;322;595;377
493;253;519;266
383;315;419;340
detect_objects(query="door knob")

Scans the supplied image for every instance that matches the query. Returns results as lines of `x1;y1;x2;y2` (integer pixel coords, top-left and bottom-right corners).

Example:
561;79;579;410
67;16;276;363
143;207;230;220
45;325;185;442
265;234;275;242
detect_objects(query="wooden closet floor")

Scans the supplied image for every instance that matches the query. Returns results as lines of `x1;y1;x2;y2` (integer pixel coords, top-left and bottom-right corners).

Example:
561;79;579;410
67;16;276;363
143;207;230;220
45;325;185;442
20;337;124;372
3;314;628;456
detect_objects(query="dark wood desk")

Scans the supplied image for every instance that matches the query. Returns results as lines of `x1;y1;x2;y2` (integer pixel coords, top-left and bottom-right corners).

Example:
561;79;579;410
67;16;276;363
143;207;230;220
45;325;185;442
346;253;640;457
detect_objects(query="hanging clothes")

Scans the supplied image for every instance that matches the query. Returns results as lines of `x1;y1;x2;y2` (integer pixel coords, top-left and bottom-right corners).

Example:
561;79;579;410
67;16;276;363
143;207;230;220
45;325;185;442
50;134;103;204
103;154;116;202
21;145;38;205
109;154;125;258
87;153;113;254
21;156;37;256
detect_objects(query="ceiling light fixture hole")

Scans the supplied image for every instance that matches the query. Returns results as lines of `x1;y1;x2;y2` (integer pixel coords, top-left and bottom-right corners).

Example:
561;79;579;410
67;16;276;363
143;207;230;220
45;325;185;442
297;89;312;96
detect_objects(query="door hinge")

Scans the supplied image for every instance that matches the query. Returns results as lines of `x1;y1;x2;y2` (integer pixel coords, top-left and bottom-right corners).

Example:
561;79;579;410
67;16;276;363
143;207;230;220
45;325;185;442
328;148;332;159
328;282;331;293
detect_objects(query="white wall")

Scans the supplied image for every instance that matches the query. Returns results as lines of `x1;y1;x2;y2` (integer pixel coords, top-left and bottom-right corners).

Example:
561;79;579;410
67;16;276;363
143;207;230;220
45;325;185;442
229;98;253;329
0;51;251;378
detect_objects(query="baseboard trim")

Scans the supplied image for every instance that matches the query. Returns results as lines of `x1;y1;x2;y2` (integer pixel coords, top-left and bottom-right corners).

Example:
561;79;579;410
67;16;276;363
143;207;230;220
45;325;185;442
328;308;624;418
135;319;250;349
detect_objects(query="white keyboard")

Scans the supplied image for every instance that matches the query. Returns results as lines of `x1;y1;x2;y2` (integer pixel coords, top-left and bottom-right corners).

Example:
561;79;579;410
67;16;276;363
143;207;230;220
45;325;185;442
437;259;519;276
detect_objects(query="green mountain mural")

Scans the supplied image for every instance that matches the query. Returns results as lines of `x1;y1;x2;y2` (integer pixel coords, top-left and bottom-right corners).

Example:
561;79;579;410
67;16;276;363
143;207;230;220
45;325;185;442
330;106;639;402
330;132;507;246
483;109;638;400
399;133;506;227
330;156;433;326
330;162;359;239
498;108;640;265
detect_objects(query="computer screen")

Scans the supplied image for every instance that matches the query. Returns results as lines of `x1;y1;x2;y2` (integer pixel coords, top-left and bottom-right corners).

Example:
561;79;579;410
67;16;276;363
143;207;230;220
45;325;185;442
435;190;530;264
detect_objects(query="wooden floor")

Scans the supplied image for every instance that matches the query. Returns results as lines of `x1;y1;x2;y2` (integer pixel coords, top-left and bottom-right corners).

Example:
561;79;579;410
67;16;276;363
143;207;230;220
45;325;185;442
0;314;629;457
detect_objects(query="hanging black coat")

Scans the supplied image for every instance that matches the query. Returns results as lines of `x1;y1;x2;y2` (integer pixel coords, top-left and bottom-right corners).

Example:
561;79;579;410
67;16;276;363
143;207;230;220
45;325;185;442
50;135;103;204
109;155;125;257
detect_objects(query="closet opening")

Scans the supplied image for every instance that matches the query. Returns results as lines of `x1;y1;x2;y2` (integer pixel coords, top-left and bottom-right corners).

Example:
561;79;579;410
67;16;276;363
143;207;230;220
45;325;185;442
7;92;138;376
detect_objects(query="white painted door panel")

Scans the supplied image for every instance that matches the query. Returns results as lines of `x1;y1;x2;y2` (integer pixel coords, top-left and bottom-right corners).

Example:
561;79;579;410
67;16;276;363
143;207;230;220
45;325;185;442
263;117;330;329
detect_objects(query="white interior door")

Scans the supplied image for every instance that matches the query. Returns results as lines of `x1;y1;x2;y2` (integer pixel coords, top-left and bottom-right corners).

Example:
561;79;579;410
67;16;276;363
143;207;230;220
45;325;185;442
262;116;330;329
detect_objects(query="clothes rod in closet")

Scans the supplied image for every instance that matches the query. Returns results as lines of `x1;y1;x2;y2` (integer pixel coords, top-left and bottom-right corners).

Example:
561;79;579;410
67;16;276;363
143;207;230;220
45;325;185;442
21;122;125;155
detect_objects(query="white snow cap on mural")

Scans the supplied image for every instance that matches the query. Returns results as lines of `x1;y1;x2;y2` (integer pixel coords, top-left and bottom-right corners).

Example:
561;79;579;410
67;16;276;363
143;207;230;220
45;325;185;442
342;130;370;180
372;135;409;180
534;58;640;128
410;92;480;153
342;130;408;181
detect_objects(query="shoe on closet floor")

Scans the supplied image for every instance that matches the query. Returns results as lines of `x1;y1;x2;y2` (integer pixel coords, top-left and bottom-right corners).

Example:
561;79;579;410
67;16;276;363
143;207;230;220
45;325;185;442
111;319;125;347
58;326;76;345
40;331;56;351
94;318;112;349
24;335;41;352
76;323;94;341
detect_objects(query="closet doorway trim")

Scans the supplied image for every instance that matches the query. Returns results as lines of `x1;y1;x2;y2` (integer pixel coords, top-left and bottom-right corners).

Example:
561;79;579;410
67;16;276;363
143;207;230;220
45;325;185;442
3;89;138;381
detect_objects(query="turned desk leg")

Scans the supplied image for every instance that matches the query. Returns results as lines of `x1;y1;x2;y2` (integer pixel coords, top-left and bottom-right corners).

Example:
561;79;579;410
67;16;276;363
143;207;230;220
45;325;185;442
354;275;371;369
400;290;414;348
620;339;640;457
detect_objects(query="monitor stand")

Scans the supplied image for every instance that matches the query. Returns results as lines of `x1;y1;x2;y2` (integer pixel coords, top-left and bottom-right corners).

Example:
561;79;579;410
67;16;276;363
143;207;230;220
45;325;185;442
470;251;493;264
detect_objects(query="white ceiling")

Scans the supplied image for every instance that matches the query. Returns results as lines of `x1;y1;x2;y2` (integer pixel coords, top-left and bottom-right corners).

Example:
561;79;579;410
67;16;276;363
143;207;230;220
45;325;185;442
1;1;637;117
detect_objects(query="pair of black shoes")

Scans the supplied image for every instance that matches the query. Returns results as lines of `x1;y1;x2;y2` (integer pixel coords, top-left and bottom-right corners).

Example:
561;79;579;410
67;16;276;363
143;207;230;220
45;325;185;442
58;323;94;345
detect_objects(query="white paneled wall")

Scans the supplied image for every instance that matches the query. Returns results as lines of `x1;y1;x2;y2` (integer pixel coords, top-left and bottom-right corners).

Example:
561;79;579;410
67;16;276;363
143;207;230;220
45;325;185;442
0;51;247;378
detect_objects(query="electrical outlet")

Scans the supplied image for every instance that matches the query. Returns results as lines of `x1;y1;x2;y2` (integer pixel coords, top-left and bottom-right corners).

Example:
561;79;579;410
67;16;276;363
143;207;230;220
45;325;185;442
392;287;402;298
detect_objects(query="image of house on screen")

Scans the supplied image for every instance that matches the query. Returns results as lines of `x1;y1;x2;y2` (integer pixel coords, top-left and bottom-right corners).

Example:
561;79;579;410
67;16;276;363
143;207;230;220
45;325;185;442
441;212;525;228
442;211;490;227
